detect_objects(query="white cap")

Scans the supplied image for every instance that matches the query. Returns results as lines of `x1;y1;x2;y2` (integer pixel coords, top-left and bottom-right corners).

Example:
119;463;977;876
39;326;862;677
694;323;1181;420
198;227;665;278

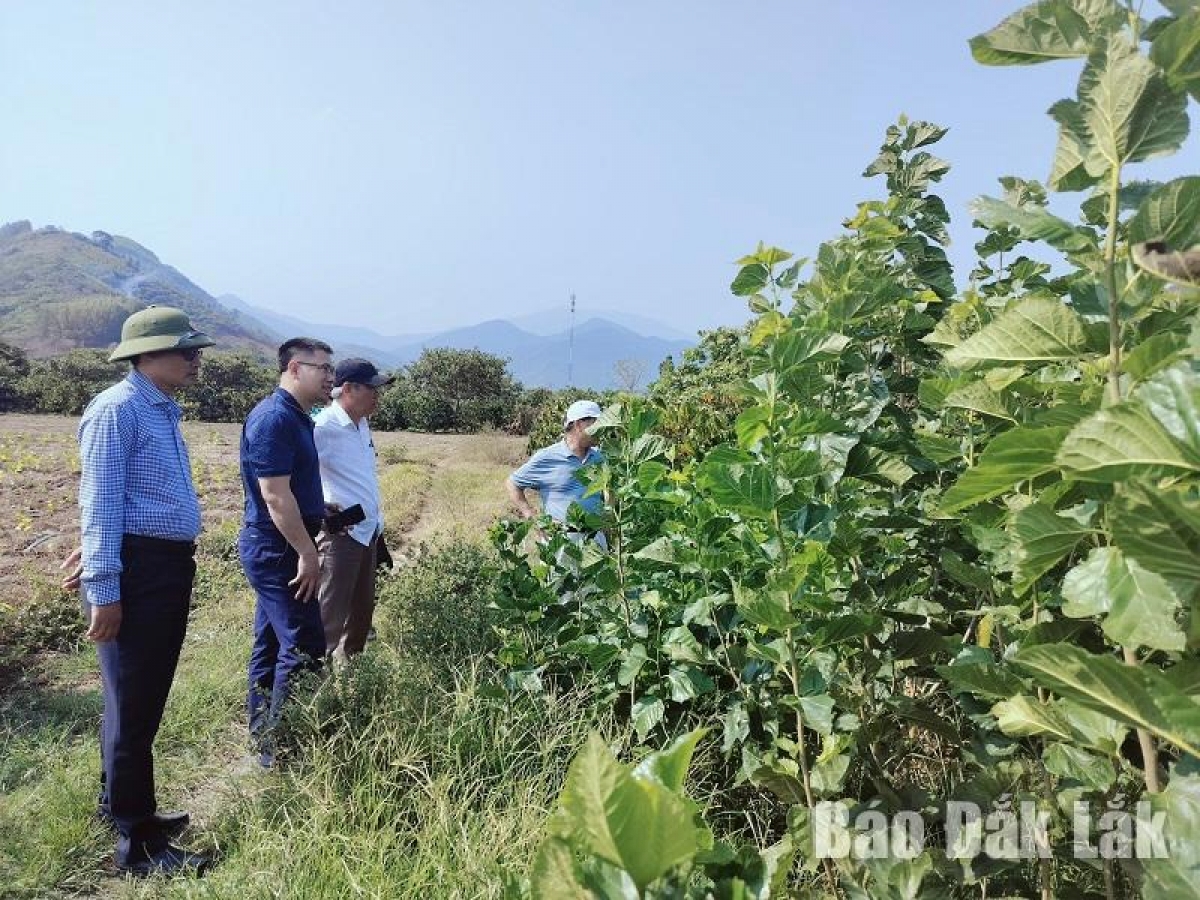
564;399;603;427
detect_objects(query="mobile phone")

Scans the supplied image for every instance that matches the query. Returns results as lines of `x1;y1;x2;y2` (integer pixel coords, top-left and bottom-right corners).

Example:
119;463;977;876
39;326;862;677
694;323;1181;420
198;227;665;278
325;503;366;532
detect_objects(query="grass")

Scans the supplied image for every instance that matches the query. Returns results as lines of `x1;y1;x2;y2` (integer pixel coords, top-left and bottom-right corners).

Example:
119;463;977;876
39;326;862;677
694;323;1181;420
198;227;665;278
0;419;574;899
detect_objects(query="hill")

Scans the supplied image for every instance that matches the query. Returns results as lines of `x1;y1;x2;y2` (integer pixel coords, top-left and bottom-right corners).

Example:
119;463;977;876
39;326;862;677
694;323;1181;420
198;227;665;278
221;298;691;388
0;221;278;357
388;317;690;389
0;220;694;388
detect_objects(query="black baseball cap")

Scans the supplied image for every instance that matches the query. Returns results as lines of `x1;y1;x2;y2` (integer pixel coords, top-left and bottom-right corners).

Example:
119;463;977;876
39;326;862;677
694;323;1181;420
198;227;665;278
333;357;395;388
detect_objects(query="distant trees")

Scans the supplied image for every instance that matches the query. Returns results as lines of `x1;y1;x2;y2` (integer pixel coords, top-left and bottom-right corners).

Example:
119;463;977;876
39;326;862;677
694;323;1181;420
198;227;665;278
2;341;642;441
374;348;520;432
648;325;751;458
37;298;139;347
0;341;30;412
612;358;648;392
16;350;126;415
178;353;277;422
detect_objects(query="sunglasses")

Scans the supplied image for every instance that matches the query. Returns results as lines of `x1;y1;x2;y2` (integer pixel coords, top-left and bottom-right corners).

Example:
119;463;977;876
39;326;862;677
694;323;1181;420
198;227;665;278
172;347;204;361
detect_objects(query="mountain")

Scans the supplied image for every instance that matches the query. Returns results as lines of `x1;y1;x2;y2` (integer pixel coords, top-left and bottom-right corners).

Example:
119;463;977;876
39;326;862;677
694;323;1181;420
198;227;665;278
0;221;277;357
388;317;690;390
0;219;693;389
217;294;425;367
507;307;691;341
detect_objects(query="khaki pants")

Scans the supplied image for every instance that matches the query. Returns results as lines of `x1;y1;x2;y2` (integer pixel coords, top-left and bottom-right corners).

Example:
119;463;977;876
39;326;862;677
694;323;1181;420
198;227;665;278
316;529;378;662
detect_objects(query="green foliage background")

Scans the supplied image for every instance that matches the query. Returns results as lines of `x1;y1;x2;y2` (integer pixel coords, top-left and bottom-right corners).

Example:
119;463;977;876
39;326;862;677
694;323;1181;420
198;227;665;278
496;4;1200;897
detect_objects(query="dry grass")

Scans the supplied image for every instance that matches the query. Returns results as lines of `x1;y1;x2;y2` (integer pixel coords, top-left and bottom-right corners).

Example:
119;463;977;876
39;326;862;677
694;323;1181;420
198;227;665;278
372;428;526;551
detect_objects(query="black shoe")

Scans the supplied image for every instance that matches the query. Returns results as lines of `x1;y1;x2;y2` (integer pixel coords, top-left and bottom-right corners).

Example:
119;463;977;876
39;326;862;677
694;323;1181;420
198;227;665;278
98;809;190;839
117;843;211;878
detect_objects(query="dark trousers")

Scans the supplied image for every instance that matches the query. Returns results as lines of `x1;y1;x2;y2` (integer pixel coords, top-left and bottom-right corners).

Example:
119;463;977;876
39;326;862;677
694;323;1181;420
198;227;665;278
239;525;325;750
95;535;195;864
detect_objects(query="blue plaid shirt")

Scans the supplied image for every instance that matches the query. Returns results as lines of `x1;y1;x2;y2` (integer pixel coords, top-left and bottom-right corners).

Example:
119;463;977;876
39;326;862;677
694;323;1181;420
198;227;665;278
78;370;202;605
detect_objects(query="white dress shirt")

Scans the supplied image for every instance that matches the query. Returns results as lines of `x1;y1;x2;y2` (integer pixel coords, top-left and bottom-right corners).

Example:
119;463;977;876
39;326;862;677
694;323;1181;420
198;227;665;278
313;400;382;546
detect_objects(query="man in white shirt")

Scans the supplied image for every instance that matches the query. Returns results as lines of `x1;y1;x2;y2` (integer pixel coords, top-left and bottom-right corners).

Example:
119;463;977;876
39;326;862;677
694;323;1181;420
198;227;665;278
314;358;393;662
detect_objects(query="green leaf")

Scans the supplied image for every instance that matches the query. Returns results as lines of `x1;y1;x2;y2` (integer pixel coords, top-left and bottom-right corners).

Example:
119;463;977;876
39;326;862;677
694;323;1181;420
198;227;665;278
722;704;750;753
1123;331;1190;382
943;380;1018;421
632;728;706;793
915;431;963;464
558;733;704;890
1128;177;1200;251
631;695;665;742
1010;502;1095;595
939;426;1069;514
844;444;916;486
815;613;884;646
1049;98;1098;191
1150;9;1200;103
1014;645;1200;758
662;626;707;664
1141;773;1200;900
633;536;676;564
529;836;591;900
891;628;948;659
1058;699;1127;753
943;296;1089;369
992;694;1075;740
1079;34;1191;177
1042;742;1116;790
810;752;850;796
735;583;796;632
1111;483;1200;585
735;406;771;450
731;263;770;297
941;550;994;593
666;666;714;702
970;195;1097;253
1061;547;1186;652
618;644;648;687
970;0;1119;65
936;662;1026;700
797;694;836;737
750;764;807;805
682;593;724;627
697;446;780;518
1137;363;1200;449
771;329;850;371
736;244;794;267
1056;399;1200;481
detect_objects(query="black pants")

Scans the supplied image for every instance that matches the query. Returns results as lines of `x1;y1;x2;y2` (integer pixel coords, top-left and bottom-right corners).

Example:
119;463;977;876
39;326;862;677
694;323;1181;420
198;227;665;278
95;535;195;864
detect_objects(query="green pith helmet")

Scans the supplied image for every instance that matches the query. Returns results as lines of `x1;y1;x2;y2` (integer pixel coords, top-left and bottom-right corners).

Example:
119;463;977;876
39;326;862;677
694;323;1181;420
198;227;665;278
108;305;216;362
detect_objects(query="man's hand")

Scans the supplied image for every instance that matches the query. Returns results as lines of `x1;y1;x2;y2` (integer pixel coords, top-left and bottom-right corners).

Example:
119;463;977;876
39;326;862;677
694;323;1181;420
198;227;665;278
86;602;122;642
60;547;83;591
290;549;321;602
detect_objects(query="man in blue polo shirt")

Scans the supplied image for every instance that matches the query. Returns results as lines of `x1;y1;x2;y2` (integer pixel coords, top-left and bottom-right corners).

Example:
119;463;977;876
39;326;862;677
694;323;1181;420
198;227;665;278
507;399;606;540
238;337;334;766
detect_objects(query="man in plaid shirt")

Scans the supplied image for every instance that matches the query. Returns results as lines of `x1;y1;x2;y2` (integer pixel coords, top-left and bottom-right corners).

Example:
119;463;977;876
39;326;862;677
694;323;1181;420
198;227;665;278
69;306;214;877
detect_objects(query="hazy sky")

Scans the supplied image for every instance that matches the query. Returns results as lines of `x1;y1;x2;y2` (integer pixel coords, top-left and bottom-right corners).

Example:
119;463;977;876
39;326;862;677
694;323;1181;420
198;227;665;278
2;2;1194;337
